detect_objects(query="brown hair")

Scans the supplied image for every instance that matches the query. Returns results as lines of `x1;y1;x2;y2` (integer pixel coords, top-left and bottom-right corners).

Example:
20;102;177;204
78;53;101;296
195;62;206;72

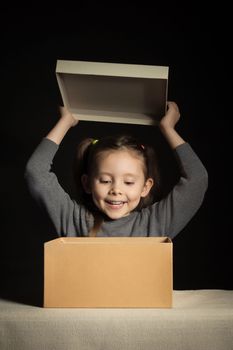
73;134;161;236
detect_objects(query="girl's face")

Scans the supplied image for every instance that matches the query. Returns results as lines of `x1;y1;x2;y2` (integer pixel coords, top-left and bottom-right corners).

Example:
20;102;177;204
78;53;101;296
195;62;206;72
82;149;153;220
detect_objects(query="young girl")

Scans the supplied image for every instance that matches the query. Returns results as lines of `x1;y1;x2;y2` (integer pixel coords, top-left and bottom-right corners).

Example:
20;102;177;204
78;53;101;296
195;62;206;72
25;101;208;238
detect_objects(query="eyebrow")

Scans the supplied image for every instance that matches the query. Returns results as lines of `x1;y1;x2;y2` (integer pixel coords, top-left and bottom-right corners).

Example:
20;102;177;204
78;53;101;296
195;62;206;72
97;172;139;178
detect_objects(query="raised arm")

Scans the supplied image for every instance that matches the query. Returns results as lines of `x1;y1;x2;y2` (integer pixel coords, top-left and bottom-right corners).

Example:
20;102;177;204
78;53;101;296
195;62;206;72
159;101;185;149
149;101;208;238
24;107;81;236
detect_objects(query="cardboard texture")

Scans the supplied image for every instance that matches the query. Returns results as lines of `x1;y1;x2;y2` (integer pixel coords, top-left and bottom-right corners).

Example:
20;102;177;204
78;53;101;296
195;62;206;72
56;60;169;125
44;237;173;308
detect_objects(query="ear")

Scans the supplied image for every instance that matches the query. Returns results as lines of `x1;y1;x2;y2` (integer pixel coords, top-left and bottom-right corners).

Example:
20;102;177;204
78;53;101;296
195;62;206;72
141;178;154;197
81;174;92;194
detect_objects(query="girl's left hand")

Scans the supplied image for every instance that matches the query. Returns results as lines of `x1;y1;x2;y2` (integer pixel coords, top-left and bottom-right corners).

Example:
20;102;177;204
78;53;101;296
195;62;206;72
159;101;180;130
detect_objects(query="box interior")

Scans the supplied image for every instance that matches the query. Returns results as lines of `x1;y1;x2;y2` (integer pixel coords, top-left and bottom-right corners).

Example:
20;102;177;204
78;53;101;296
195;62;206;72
51;236;171;245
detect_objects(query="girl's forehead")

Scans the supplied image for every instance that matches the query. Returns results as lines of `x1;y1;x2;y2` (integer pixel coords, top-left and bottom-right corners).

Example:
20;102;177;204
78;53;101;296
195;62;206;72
90;149;146;178
96;149;142;163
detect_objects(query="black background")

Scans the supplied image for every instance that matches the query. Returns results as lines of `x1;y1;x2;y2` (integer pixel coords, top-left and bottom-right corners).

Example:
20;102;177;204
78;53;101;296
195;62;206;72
0;5;232;306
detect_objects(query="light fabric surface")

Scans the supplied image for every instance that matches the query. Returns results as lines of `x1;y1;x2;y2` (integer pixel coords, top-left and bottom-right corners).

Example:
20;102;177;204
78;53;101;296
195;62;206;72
1;290;233;350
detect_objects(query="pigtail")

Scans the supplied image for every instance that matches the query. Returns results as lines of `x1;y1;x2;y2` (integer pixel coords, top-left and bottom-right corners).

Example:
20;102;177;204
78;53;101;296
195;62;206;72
143;145;162;203
88;213;103;237
73;138;94;204
73;137;104;237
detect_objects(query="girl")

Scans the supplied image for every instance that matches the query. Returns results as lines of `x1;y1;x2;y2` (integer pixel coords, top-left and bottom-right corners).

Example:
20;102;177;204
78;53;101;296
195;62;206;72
25;101;208;238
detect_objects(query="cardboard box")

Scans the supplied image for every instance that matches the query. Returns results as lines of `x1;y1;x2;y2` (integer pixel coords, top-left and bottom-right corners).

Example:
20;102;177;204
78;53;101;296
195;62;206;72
56;60;169;125
44;237;173;308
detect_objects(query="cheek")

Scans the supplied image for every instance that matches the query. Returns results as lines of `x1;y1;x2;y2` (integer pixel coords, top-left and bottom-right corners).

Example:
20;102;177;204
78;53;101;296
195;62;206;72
127;185;145;199
91;183;106;199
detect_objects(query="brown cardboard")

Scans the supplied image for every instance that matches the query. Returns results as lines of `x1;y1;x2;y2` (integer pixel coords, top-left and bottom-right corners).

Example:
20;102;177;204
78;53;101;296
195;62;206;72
56;60;169;125
44;237;173;308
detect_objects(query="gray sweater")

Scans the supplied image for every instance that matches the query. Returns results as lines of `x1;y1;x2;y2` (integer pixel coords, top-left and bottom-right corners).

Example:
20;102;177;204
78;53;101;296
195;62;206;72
25;138;208;239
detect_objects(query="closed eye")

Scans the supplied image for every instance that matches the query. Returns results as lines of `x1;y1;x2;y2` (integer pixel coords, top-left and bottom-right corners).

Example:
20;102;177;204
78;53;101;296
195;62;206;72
99;180;111;184
125;182;135;185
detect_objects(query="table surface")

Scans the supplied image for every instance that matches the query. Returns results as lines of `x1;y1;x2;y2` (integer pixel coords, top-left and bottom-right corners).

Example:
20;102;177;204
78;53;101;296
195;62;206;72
1;289;233;350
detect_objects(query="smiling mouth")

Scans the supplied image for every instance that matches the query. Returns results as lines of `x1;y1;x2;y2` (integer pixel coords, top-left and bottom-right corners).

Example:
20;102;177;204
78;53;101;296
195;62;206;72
105;200;127;208
105;200;126;204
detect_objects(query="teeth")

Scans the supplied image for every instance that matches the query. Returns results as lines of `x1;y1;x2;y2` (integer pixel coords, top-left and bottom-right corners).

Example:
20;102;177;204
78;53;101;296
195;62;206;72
107;200;124;205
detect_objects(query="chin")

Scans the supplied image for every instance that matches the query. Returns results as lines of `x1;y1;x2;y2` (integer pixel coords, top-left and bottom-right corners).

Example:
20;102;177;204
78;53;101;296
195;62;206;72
104;211;129;220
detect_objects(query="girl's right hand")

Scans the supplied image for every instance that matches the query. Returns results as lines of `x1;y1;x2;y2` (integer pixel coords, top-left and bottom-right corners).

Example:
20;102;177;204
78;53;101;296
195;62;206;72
59;106;79;127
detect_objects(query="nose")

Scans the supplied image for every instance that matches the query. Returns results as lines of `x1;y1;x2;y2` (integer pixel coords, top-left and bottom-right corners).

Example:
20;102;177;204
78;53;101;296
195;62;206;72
109;186;122;195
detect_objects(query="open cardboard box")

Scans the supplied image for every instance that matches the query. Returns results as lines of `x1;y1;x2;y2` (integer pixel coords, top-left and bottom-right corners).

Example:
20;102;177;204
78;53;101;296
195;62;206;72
56;60;169;125
44;237;173;308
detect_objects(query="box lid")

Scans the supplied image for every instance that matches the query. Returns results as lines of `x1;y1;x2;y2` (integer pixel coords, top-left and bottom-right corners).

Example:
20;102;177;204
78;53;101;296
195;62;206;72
56;60;169;125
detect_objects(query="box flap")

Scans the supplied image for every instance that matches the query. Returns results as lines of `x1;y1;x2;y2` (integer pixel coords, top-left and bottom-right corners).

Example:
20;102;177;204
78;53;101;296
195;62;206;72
45;236;172;247
56;60;169;125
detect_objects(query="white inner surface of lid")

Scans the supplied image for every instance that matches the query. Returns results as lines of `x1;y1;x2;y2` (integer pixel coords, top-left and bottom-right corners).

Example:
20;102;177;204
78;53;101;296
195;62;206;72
56;61;168;125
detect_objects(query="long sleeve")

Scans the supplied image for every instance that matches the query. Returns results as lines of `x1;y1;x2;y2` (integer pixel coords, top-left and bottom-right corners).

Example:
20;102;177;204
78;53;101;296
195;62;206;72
146;142;208;238
24;138;89;237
